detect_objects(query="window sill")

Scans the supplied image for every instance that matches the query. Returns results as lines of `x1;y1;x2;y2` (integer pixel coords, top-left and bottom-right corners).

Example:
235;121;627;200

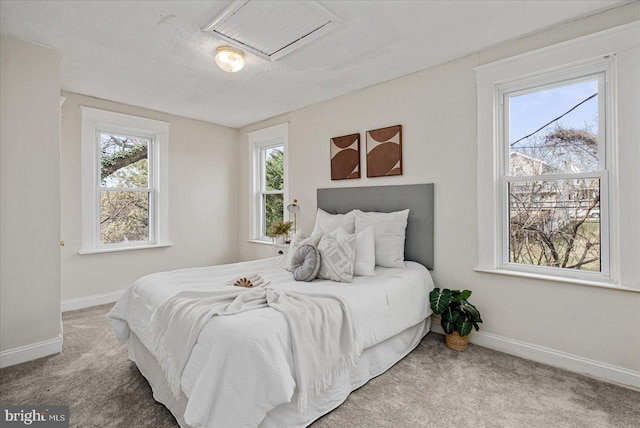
473;268;640;293
246;239;290;247
79;242;173;255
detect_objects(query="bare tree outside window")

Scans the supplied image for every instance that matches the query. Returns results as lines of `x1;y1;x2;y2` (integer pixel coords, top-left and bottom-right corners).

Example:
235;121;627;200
99;132;151;244
507;79;601;271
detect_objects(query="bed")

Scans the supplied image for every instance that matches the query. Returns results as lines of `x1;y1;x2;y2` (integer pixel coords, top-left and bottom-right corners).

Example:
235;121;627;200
108;183;435;428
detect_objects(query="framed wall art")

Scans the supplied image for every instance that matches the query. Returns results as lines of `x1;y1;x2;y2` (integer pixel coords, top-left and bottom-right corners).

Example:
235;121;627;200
330;133;361;180
366;125;402;177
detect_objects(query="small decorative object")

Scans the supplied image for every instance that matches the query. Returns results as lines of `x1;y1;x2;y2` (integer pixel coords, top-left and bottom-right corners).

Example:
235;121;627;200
366;125;402;177
290;244;321;282
266;220;293;243
234;277;255;288
330;133;361;180
286;200;301;238
429;288;483;351
227;273;269;288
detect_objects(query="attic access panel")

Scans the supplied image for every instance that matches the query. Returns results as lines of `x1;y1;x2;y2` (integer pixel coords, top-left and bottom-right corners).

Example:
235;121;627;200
203;0;340;61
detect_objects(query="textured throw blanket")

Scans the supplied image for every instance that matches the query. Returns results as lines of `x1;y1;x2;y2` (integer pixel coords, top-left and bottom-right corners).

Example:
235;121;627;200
149;287;361;410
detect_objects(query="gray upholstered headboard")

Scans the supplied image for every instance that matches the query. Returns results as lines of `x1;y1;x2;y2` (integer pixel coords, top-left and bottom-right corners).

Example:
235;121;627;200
317;183;434;269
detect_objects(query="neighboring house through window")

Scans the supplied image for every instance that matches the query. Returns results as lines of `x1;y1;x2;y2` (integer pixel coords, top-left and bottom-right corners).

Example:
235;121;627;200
248;123;288;242
475;23;639;288
80;107;170;253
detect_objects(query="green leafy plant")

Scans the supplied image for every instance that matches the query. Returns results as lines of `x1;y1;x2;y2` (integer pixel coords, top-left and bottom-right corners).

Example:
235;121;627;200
429;288;483;337
266;220;293;239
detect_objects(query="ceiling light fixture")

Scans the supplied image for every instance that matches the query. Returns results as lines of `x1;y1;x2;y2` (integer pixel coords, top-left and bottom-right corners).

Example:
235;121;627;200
215;46;245;72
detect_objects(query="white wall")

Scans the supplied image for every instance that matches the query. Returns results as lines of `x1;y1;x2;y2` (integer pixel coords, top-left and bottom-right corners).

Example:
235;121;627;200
0;35;62;361
60;92;239;305
238;4;640;383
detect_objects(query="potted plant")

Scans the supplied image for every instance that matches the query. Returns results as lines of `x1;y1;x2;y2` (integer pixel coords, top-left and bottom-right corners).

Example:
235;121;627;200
429;288;483;351
266;220;294;244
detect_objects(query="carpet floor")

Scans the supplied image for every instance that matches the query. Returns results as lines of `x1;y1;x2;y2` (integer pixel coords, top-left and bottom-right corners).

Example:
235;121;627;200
1;304;638;427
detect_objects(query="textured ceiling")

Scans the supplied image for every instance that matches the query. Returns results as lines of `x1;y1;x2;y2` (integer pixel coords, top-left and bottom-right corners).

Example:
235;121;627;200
0;1;629;128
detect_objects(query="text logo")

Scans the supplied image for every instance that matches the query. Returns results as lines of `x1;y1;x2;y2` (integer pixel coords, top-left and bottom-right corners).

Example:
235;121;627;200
1;406;69;427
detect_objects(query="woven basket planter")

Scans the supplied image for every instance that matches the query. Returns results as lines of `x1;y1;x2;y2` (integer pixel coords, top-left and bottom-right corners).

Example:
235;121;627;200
445;331;469;351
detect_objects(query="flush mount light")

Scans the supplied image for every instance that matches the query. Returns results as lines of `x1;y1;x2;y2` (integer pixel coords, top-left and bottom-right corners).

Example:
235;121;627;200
215;46;245;72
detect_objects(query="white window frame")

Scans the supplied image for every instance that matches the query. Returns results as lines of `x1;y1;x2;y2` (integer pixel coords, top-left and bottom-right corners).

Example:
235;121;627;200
498;66;611;281
475;22;639;290
248;123;289;242
80;107;170;253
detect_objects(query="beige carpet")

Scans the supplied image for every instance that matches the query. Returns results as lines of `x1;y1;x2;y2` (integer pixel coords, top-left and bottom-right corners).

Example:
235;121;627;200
1;304;638;427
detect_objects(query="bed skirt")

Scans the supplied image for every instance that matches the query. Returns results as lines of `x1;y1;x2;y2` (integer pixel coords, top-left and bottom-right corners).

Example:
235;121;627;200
127;317;431;427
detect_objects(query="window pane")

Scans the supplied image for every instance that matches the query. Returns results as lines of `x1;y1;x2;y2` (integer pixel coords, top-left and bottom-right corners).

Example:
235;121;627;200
263;146;284;191
263;193;283;236
100;191;149;244
509;178;600;271
99;132;150;188
509;79;599;176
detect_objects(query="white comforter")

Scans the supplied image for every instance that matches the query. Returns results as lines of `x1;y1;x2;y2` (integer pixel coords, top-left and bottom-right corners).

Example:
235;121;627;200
109;256;433;428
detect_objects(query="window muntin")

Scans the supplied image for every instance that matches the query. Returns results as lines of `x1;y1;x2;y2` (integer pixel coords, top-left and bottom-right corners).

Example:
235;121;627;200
98;131;152;246
500;73;608;277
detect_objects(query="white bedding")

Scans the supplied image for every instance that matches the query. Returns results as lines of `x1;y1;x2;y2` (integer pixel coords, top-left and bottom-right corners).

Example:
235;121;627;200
109;255;434;428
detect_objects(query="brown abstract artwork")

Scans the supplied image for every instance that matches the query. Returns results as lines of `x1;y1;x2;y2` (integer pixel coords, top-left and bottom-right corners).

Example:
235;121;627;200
330;133;361;180
366;125;402;177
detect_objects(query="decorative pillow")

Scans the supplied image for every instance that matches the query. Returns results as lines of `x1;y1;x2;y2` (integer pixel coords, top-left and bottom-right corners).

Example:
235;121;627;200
311;209;355;235
291;244;321;282
286;231;322;271
354;209;410;268
350;226;376;276
317;229;356;283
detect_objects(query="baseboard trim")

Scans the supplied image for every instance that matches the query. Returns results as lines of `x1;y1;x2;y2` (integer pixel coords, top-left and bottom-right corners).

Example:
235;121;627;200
430;320;640;390
61;290;124;312
0;334;63;368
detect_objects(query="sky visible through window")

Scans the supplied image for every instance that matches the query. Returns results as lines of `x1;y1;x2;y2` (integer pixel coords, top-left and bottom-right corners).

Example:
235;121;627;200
509;79;598;145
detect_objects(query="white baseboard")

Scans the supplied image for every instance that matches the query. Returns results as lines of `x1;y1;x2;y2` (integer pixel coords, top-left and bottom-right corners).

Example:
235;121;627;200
430;319;640;390
0;333;63;369
61;290;124;312
2;292;122;368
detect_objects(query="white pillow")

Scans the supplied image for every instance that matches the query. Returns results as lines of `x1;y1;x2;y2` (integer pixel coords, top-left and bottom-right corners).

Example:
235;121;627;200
354;209;409;268
311;209;355;235
343;226;375;276
317;229;356;283
286;230;322;272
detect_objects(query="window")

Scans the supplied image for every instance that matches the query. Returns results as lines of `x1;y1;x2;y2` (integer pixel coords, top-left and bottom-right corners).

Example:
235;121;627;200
474;23;640;287
80;107;170;253
99;131;152;245
248;123;288;242
259;145;285;236
503;75;608;276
